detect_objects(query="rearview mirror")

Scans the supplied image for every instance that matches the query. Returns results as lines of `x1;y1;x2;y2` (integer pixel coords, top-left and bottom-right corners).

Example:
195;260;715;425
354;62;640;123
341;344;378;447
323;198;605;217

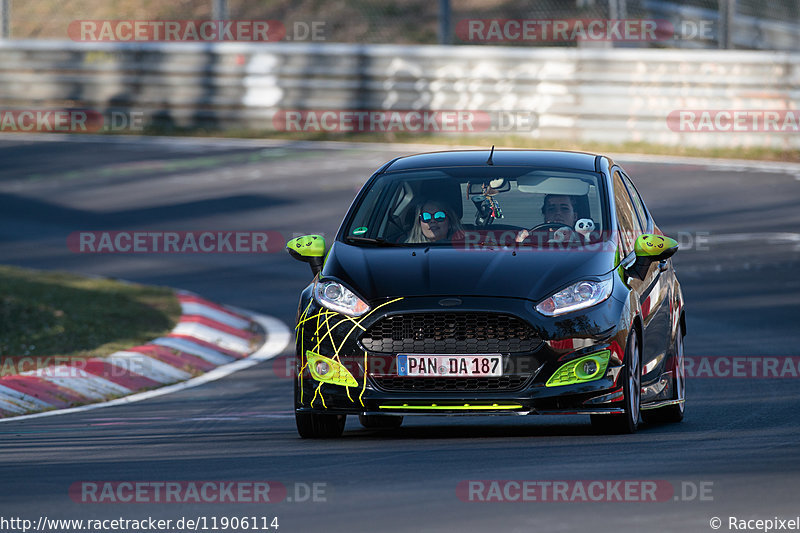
467;179;511;196
286;235;326;276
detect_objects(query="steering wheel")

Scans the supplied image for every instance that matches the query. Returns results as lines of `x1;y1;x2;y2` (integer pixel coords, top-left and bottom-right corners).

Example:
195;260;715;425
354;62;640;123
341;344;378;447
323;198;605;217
516;222;576;245
528;222;573;232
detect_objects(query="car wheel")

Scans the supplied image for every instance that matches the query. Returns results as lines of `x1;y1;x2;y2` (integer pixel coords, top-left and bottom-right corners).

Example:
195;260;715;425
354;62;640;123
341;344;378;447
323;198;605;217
358;414;403;429
293;360;347;438
591;330;641;434
642;327;685;424
295;412;346;439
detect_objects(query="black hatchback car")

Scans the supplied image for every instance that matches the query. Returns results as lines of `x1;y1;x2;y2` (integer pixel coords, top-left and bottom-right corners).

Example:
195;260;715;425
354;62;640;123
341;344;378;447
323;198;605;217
286;149;685;437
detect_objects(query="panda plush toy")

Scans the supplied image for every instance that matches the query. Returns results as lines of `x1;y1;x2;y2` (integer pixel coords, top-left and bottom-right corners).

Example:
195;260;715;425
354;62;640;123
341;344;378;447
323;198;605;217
574;218;596;241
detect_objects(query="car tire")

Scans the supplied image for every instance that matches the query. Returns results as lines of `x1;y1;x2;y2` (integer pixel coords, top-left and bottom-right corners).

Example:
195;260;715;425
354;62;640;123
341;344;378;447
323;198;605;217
293;360;347;438
642;327;685;424
295;412;346;439
591;330;641;434
358;414;404;429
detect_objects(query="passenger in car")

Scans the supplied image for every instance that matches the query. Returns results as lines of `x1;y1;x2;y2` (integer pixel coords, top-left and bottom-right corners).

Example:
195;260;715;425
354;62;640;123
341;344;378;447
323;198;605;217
405;200;465;243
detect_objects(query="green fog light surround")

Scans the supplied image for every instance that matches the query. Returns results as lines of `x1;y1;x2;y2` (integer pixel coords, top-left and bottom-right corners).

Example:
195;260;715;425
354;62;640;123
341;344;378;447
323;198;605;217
306;350;358;387
546;350;611;387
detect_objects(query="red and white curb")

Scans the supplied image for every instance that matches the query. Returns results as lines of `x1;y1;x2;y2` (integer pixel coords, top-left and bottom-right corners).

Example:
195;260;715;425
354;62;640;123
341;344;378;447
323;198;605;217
0;291;291;421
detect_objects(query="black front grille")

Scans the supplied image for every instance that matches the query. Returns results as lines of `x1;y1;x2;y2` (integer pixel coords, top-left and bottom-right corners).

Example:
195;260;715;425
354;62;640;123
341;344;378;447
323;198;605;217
360;312;541;354
372;375;530;392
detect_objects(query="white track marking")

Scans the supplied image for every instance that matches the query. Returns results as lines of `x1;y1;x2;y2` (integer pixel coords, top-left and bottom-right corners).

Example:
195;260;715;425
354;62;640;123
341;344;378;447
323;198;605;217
703;232;800;245
105;351;192;383
0;314;291;422
170;322;252;354
0;399;27;414
25;368;131;399
179;301;251;329
0;385;53;410
150;337;236;365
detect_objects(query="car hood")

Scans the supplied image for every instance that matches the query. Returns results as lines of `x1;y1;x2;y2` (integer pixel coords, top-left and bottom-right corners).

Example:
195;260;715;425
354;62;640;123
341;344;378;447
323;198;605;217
322;242;618;303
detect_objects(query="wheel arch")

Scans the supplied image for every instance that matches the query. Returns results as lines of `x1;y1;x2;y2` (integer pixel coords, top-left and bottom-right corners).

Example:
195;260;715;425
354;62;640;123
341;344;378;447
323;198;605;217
680;310;687;338
630;314;643;361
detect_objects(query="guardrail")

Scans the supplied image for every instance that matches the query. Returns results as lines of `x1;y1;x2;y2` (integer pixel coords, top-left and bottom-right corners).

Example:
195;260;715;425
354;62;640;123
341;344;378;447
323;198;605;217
644;0;800;51
1;40;799;148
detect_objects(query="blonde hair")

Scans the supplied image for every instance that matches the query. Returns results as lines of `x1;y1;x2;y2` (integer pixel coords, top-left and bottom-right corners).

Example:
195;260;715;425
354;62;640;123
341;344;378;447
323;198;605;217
405;201;464;243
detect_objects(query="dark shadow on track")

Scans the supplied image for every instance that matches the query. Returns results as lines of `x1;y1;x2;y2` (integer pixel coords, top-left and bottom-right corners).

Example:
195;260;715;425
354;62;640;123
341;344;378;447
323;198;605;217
0;191;294;233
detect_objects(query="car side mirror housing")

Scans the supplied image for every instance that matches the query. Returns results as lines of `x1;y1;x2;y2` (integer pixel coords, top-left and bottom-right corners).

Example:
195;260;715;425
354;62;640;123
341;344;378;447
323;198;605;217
626;234;678;280
286;235;326;276
634;234;678;261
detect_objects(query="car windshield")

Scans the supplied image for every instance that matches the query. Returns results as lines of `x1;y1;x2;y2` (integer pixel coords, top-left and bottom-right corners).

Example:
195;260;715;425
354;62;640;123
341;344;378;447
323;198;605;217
342;166;609;248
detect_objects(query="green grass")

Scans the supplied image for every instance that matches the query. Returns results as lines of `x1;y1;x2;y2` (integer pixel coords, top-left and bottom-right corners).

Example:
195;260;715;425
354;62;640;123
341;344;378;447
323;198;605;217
0;265;180;361
137;126;800;163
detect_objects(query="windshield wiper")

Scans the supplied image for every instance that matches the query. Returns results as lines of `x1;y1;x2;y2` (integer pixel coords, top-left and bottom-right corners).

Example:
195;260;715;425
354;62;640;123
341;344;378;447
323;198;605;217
343;236;401;247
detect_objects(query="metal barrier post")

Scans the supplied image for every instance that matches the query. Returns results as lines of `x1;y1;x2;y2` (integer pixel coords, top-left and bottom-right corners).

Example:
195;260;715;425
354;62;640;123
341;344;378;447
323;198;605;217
438;0;451;44
1;0;10;39
212;0;228;20
719;0;737;49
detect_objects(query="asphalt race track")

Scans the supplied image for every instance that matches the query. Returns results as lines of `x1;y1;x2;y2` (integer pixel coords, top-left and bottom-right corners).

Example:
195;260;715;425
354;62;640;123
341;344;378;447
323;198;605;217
1;135;799;533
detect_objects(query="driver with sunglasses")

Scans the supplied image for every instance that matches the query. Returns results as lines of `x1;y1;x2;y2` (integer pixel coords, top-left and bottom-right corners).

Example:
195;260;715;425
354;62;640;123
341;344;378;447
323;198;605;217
405;201;465;243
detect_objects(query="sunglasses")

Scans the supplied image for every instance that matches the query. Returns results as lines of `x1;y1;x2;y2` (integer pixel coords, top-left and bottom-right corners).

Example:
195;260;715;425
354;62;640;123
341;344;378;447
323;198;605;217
420;211;447;223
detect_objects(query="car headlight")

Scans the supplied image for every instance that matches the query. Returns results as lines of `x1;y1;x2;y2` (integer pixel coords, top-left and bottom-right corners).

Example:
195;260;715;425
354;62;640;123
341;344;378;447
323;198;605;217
314;280;370;317
535;277;613;317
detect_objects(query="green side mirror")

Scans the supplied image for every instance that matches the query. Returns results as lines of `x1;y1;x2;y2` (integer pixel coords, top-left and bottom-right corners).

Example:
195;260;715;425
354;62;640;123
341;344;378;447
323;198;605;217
286;235;326;276
634;234;678;261
625;234;678;280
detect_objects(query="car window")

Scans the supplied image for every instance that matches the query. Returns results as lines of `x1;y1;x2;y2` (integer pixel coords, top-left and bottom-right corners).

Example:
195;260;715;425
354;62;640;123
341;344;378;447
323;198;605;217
620;171;649;232
347;176;391;237
612;170;642;256
342;166;610;248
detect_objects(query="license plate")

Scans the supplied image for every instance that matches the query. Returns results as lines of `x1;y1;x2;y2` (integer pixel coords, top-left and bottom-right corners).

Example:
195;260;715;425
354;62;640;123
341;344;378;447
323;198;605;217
397;355;502;377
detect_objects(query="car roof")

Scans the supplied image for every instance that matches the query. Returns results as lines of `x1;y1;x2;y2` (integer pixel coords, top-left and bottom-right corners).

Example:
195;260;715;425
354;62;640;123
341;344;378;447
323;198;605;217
381;149;602;173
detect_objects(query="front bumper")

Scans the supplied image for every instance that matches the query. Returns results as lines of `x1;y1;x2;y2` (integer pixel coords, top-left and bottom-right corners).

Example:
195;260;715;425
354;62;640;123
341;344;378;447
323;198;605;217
294;294;631;417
